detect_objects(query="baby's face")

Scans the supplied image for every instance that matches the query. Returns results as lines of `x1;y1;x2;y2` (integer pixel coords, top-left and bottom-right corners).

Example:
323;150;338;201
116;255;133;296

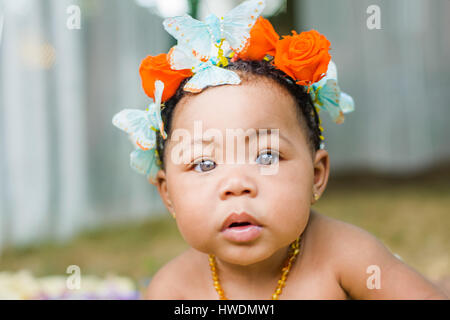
156;79;329;265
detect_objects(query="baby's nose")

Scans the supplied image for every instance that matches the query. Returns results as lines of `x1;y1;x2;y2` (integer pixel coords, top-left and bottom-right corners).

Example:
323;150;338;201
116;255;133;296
219;168;257;200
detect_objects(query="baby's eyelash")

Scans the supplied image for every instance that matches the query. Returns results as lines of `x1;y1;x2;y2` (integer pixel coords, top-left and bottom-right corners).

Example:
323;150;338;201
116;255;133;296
189;157;212;167
258;148;282;158
188;149;283;169
190;157;209;166
189;157;217;173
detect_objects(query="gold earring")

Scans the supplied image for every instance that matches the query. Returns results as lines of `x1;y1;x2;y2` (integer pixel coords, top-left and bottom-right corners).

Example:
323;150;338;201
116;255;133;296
171;210;176;219
313;192;320;202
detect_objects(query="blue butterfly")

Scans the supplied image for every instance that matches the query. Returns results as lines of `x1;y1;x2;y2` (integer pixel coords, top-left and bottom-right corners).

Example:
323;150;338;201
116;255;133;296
310;60;355;124
112;80;167;150
112;80;167;179
163;0;266;60
129;148;160;183
168;44;241;93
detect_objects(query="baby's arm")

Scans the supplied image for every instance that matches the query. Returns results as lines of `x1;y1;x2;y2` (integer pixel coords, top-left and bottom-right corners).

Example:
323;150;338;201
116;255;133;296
331;221;447;299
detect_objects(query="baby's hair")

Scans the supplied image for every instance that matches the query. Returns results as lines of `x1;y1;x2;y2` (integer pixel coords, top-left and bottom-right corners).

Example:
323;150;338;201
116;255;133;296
155;59;323;170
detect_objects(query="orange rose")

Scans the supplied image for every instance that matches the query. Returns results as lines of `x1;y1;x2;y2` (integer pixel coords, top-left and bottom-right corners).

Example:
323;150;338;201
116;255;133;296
239;17;279;60
139;53;192;102
274;30;331;86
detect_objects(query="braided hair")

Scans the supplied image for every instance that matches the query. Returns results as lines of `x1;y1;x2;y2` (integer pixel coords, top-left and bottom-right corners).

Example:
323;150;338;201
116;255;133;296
155;59;323;170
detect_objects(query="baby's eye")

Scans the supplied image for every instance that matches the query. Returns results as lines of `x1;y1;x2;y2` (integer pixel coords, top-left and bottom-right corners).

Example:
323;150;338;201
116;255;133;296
192;158;216;172
256;150;280;165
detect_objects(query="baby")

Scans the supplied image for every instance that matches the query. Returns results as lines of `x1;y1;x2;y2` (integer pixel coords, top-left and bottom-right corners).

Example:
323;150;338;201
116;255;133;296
143;60;446;300
112;0;447;300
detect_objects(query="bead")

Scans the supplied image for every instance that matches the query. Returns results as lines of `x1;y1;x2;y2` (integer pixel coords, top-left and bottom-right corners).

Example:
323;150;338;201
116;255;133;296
208;235;301;299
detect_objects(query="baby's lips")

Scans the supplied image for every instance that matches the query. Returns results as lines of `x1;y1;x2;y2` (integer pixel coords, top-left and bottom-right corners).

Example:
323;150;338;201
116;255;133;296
221;211;262;231
221;225;263;243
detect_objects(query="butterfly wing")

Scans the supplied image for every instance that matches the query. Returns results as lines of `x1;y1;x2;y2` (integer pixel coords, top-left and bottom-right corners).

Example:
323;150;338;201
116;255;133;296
112;109;157;150
325;60;338;81
314;61;354;122
315;60;338;88
184;65;241;93
339;92;355;114
148;80;167;139
163;15;212;60
221;0;266;53
317;79;344;124
147;102;167;140
130;148;160;182
112;109;148;136
134;125;157;150
168;44;199;70
153;80;164;107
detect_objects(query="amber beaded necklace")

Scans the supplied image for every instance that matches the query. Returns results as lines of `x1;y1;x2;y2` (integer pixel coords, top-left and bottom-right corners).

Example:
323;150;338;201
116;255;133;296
208;236;301;300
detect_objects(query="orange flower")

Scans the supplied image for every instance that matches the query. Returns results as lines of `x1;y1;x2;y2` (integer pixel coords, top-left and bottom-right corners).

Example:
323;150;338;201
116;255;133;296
274;30;331;86
139;53;192;102
239;17;279;60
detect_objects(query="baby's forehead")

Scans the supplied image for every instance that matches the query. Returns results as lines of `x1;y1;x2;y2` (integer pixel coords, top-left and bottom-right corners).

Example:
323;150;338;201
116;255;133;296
172;80;299;133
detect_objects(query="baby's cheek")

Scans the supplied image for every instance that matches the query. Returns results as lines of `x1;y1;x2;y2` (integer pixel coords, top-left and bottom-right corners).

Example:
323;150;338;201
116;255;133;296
168;179;218;252
173;205;217;252
275;197;309;234
265;178;311;235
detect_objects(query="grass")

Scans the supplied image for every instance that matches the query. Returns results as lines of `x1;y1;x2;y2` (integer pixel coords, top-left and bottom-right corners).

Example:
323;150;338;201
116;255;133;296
319;171;450;281
0;217;189;291
1;167;449;292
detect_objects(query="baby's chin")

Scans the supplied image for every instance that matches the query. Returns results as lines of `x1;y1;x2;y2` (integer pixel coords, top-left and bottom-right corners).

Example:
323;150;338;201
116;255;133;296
194;236;295;266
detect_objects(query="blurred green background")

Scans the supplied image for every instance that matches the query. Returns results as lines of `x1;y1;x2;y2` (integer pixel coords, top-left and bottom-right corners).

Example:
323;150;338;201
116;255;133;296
0;0;449;296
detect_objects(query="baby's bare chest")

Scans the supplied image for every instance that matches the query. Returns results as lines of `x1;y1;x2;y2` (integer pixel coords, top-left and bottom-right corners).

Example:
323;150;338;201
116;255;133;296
180;266;348;300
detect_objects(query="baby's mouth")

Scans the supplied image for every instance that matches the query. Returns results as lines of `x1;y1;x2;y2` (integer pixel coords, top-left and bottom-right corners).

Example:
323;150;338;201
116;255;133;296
228;222;253;228
221;211;262;231
221;213;263;242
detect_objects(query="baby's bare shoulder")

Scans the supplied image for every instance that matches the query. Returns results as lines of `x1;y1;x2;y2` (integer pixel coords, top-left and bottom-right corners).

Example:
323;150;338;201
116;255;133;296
304;211;390;278
307;210;387;253
307;211;447;299
144;248;204;299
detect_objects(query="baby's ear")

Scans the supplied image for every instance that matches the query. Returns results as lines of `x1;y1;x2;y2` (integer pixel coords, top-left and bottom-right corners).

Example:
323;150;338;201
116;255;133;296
312;149;330;199
153;169;175;214
151;169;166;189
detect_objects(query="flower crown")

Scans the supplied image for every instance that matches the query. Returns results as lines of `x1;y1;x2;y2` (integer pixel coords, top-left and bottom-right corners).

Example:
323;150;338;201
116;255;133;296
112;0;354;183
